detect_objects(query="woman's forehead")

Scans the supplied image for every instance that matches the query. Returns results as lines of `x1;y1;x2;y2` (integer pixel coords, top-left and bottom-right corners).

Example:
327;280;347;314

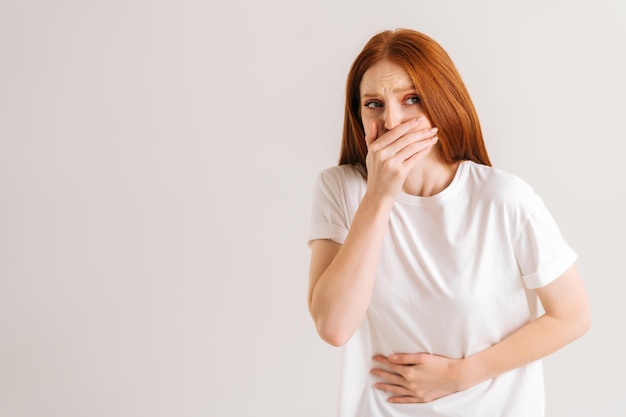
360;61;415;96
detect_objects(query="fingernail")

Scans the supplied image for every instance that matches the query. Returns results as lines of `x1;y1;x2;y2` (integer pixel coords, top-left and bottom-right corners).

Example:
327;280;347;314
432;136;439;143
430;127;438;133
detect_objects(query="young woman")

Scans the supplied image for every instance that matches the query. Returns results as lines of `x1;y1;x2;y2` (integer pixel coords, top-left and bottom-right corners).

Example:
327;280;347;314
307;29;590;417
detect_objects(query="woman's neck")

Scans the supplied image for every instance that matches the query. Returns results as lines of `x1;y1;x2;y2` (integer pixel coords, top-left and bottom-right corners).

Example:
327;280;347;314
401;155;460;197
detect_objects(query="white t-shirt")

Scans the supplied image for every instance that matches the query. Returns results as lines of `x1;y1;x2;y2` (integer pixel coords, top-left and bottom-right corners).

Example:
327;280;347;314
308;161;577;417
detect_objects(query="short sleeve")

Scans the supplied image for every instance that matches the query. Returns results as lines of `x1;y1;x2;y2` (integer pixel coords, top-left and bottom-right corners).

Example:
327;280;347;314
514;195;577;289
308;169;351;245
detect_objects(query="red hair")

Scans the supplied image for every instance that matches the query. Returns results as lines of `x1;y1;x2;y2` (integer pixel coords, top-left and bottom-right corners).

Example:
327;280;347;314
339;29;491;173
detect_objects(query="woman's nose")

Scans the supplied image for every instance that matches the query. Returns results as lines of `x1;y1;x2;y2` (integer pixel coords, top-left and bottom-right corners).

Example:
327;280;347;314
383;104;403;132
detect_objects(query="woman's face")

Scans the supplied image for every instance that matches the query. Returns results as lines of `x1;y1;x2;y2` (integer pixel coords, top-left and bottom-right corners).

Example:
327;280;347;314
359;59;432;137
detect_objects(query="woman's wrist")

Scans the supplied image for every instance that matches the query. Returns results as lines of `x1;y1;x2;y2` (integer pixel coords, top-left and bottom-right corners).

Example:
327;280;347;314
455;354;490;392
361;189;396;211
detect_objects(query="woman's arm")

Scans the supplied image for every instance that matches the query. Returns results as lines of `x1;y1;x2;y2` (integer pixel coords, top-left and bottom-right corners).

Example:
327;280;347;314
308;118;438;347
463;264;590;385
370;265;590;402
308;195;394;347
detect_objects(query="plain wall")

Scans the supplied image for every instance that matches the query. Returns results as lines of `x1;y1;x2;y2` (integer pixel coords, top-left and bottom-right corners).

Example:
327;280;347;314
1;0;624;416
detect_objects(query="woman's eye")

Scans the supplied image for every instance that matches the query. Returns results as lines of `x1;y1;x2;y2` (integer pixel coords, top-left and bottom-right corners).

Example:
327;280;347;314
405;95;421;105
364;101;382;109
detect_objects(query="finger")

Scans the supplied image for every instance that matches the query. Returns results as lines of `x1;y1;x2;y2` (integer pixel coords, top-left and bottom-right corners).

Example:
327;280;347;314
388;352;428;365
373;382;411;396
388;395;422;404
371;117;423;149
372;355;412;377
396;135;438;164
364;120;378;148
370;368;406;386
370;128;437;170
385;127;438;157
372;354;394;367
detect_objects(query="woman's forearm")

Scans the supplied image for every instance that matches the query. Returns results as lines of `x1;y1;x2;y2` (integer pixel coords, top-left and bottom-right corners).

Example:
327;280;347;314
309;193;393;346
459;267;590;389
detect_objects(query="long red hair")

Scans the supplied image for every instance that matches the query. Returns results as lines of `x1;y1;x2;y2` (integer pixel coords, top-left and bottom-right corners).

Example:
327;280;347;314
339;29;491;174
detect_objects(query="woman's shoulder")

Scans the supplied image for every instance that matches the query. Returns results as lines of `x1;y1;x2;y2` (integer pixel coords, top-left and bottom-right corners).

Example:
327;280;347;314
463;161;537;205
316;164;366;190
312;165;366;215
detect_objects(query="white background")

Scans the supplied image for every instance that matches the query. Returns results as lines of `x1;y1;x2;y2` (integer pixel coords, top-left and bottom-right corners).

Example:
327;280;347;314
1;0;624;416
